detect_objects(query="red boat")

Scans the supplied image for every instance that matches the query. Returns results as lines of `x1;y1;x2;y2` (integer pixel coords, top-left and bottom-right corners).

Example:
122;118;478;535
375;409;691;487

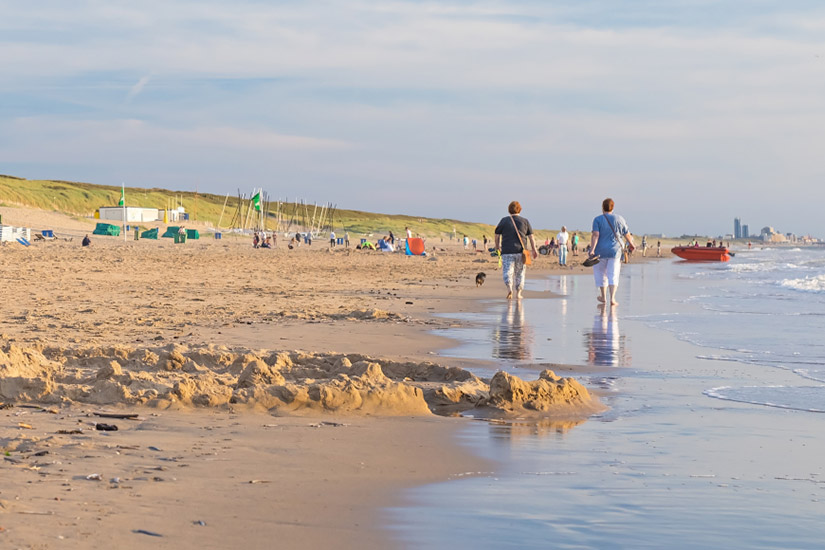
671;246;731;261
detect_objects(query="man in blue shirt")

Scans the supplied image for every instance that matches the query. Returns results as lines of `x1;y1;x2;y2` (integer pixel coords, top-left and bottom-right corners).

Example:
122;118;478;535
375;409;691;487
588;198;636;306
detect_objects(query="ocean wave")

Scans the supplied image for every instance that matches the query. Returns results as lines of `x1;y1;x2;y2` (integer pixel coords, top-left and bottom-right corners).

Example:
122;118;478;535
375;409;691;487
794;368;825;384
799;258;825;269
623;313;681;322
728;261;801;274
697;304;777;315
683;294;713;303
780;274;825;293
727;263;769;273
696;354;743;363
705;385;825;413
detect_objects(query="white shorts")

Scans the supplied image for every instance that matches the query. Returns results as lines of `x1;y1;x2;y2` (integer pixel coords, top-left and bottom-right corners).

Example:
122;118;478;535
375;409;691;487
593;256;622;287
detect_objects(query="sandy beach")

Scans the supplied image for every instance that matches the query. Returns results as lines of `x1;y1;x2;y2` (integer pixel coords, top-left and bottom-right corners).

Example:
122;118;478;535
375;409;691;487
1;408;481;549
0;205;630;548
5;1;823;545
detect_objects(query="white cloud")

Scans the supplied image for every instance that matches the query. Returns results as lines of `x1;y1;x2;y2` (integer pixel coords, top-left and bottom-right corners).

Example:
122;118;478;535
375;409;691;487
3;1;825;235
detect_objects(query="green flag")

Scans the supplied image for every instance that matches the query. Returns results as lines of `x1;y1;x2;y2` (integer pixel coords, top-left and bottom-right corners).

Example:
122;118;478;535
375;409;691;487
251;191;261;212
118;184;125;206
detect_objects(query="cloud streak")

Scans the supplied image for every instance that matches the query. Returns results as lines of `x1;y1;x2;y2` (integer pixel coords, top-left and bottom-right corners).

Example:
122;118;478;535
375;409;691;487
125;75;152;102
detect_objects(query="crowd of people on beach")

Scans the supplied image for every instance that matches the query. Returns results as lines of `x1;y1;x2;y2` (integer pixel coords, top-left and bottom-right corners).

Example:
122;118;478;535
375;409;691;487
239;197;658;309
247;225;420;253
250;230;360;250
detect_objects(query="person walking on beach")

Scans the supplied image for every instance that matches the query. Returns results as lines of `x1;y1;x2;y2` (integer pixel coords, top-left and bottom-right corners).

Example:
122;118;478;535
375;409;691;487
557;226;569;266
572;232;579;256
657;240;661;257
588;198;636;306
329;230;336;248
494;201;539;300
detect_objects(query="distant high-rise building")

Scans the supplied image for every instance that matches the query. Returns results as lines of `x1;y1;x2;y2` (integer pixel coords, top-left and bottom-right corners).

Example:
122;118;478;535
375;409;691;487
742;225;749;238
734;217;742;239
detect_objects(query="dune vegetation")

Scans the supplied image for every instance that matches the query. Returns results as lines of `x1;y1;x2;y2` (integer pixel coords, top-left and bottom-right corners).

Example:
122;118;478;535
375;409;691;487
0;174;512;239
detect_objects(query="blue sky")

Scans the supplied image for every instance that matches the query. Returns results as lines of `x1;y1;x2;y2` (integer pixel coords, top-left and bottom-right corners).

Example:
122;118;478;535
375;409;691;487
2;0;824;237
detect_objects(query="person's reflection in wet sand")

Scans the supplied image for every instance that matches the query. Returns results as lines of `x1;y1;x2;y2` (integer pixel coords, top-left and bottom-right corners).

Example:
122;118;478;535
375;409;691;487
585;304;629;367
493;299;533;360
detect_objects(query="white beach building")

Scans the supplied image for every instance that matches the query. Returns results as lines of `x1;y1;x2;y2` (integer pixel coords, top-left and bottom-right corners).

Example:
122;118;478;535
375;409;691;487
98;206;161;223
0;225;32;242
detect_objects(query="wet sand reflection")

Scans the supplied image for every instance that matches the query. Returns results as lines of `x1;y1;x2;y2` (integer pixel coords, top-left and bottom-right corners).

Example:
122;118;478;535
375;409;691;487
492;300;534;360
584;304;630;367
484;417;588;443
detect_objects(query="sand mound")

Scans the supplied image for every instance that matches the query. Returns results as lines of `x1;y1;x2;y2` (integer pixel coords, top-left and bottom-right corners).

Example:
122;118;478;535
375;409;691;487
0;343;60;402
481;370;603;416
0;340;601;418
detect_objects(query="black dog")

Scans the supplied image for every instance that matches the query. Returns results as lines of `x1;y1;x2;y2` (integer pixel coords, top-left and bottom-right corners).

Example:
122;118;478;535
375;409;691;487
475;272;487;287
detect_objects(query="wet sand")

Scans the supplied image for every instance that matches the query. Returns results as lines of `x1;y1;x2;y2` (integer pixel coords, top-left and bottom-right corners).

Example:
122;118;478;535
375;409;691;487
394;262;825;548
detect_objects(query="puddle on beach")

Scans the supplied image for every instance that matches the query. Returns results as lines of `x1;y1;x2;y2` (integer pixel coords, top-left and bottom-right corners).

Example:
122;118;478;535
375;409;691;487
390;259;825;550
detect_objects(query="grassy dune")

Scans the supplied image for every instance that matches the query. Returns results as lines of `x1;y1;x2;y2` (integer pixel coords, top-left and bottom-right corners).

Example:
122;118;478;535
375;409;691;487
0;175;510;239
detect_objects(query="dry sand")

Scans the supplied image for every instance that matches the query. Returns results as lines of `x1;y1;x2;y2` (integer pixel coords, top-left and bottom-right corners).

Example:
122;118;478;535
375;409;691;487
1;407;479;549
0;205;654;548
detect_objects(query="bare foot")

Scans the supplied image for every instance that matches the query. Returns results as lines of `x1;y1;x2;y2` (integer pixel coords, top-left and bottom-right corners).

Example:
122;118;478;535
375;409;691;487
506;291;513;300
597;295;605;303
516;290;523;300
610;300;618;306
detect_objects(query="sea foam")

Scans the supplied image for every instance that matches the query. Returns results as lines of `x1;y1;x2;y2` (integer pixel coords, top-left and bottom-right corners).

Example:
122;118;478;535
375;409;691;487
780;274;825;293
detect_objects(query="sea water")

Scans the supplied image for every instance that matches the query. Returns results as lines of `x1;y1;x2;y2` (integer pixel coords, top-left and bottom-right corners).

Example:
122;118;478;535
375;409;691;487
389;247;825;549
644;246;825;411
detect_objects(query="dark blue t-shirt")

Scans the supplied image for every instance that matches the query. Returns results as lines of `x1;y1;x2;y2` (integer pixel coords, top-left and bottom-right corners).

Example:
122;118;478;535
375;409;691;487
495;215;533;254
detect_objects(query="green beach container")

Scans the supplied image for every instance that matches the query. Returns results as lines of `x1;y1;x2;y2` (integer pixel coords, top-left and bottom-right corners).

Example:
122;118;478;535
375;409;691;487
92;223;120;236
141;228;159;240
